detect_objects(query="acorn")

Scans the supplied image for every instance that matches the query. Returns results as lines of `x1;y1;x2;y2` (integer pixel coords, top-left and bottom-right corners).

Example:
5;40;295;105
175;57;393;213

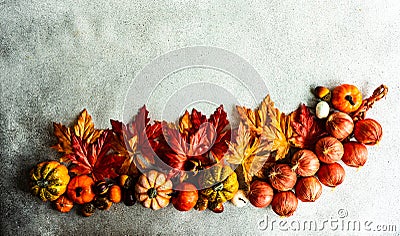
314;86;331;102
81;203;96;217
93;197;112;210
211;202;224;213
123;189;136;206
119;175;134;189
94;181;110;196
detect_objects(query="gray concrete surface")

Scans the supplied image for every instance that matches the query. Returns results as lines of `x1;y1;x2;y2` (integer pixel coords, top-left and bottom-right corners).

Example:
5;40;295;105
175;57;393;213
1;1;400;235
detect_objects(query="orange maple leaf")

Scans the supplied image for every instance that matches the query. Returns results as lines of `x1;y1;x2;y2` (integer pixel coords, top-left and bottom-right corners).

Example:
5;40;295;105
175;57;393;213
52;109;103;162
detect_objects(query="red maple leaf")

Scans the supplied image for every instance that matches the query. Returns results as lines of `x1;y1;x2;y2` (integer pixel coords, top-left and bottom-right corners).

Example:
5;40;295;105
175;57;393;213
110;106;162;175
160;105;231;181
178;108;208;136
64;130;125;181
290;104;327;149
208;105;231;161
143;121;164;159
163;122;215;170
190;109;207;131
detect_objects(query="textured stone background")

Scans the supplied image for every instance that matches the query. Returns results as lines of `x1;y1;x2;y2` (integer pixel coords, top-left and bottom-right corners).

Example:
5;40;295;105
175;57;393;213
1;1;400;235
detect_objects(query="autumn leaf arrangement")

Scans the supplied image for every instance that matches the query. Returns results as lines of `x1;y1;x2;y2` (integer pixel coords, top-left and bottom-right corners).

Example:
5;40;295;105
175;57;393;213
29;84;388;217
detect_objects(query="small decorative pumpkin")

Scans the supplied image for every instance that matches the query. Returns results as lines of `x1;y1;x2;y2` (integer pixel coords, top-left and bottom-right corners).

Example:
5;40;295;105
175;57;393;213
109;185;122;203
171;182;198;211
67;175;96;204
54;195;74;213
331;84;363;113
135;170;173;210
30;161;70;202
198;165;239;210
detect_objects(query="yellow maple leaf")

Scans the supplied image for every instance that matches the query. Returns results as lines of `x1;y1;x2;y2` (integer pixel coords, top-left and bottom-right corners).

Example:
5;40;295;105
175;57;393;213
226;123;273;185
178;111;192;136
236;96;270;136
263;96;293;161
237;95;293;161
73;109;103;144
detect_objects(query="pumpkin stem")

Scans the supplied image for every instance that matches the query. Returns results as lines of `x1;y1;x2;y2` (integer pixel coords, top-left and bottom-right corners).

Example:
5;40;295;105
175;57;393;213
212;182;224;191
75;187;83;197
36;179;49;188
345;95;355;106
168;191;179;198
147;188;158;199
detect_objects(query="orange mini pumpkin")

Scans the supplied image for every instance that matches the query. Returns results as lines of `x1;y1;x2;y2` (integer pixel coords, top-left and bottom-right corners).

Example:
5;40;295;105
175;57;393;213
331;84;362;113
109;185;122;203
67;175;96;204
54;195;74;213
135;170;173;210
171;182;198;211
